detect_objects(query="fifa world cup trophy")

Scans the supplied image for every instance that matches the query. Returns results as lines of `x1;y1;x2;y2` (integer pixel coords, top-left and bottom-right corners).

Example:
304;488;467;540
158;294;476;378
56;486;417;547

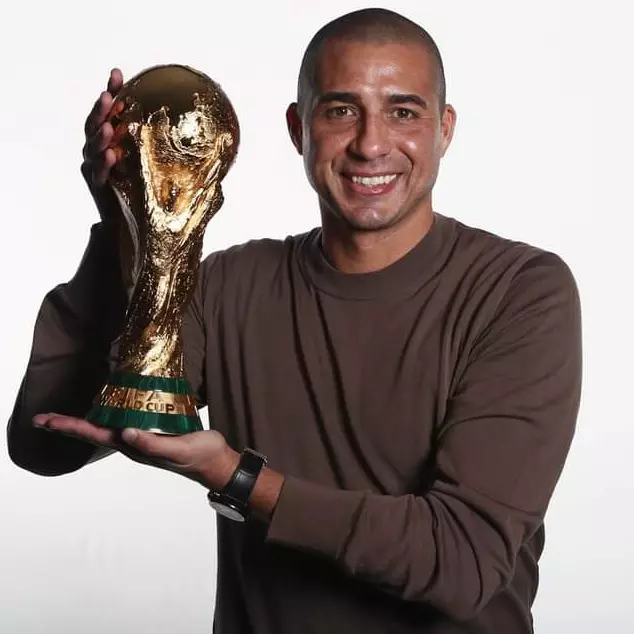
85;64;239;434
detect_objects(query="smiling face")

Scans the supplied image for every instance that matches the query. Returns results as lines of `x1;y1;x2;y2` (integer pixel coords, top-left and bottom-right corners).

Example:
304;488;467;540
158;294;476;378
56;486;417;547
288;39;456;233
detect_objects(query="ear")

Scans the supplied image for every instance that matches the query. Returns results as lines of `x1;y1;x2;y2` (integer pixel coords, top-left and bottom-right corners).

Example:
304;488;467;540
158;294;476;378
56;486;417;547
439;104;457;157
286;103;303;155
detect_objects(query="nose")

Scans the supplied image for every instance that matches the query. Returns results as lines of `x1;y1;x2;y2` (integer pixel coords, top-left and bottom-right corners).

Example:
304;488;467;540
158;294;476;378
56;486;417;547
348;113;391;161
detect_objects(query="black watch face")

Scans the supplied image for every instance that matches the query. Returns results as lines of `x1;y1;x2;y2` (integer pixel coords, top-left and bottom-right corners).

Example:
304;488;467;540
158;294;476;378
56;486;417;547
209;499;247;522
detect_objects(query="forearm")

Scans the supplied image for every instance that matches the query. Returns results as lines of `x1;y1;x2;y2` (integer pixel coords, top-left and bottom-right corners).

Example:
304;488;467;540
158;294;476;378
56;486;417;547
262;475;520;622
7;222;128;475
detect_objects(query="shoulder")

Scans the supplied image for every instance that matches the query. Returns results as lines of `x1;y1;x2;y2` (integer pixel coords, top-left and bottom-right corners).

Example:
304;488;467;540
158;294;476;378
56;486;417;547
445;215;578;298
201;230;315;274
439;216;580;353
195;229;317;303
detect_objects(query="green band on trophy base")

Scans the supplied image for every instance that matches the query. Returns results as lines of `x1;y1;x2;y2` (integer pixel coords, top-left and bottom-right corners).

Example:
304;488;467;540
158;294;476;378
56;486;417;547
86;372;203;435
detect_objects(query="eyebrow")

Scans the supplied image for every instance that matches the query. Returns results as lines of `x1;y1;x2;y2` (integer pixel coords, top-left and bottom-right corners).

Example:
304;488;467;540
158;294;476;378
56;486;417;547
316;91;361;105
315;91;429;109
387;93;429;110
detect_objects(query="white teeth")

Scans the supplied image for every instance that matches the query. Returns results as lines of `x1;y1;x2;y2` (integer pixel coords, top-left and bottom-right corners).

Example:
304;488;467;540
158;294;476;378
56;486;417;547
351;174;397;186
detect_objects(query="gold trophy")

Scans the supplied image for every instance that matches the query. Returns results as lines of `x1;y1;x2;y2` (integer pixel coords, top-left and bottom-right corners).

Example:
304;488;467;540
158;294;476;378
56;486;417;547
85;64;239;434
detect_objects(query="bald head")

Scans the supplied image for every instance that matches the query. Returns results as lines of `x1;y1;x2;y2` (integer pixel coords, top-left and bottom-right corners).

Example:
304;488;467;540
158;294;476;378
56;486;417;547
297;8;446;114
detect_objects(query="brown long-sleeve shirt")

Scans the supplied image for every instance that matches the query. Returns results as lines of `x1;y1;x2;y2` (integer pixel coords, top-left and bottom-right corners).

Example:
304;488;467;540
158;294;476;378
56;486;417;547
8;212;582;633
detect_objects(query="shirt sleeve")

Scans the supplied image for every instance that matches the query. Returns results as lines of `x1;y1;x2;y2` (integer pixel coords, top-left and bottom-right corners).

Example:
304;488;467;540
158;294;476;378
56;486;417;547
265;251;582;621
7;222;129;475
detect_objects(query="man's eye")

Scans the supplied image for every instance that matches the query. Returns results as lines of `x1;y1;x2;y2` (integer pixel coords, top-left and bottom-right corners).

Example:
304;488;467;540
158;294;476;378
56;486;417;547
391;108;418;119
327;106;354;118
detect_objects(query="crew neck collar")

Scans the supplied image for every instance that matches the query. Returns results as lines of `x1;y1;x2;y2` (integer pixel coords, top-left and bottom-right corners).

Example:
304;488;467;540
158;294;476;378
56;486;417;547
301;213;454;300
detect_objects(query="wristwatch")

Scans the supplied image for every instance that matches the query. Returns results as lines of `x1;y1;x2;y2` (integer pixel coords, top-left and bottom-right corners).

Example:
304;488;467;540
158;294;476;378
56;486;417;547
207;447;267;522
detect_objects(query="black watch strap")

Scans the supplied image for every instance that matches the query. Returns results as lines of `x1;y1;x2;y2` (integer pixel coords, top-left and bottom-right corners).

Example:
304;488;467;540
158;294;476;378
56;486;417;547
220;447;267;505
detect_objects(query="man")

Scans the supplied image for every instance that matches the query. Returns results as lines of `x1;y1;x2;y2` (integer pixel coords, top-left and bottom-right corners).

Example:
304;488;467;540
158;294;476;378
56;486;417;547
7;8;582;634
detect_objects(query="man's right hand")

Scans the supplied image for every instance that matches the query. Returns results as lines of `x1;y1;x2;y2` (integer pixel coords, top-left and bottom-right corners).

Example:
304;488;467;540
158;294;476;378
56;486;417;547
80;68;124;223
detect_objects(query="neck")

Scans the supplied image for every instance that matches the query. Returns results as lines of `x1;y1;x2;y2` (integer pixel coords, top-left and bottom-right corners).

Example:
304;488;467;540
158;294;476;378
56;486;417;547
319;208;435;274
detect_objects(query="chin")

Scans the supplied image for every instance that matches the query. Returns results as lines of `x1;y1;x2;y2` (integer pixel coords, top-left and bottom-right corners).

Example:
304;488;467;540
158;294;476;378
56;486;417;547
338;207;402;232
320;191;408;232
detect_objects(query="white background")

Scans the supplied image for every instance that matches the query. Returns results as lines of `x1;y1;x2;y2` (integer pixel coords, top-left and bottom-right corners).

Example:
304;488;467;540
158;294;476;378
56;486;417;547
1;1;632;632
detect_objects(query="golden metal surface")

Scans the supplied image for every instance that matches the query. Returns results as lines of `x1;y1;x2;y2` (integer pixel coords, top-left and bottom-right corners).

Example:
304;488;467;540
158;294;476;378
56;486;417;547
107;64;239;377
96;384;198;416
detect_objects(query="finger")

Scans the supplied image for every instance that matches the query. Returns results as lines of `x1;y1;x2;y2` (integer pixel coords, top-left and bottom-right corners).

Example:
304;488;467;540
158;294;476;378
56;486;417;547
93;148;117;186
33;413;117;448
83;120;114;161
82;148;117;188
84;90;114;138
84;67;123;139
108;430;160;465
121;428;191;465
107;68;124;96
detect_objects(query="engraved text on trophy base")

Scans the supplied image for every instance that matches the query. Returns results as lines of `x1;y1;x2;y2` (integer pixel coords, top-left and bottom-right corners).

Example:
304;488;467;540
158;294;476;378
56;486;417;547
97;384;198;416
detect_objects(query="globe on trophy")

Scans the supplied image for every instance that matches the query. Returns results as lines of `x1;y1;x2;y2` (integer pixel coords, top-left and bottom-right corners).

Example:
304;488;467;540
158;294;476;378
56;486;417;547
85;64;239;435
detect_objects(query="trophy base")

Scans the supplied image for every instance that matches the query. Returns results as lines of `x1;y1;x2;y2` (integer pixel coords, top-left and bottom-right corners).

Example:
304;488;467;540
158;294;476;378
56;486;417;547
86;371;203;435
